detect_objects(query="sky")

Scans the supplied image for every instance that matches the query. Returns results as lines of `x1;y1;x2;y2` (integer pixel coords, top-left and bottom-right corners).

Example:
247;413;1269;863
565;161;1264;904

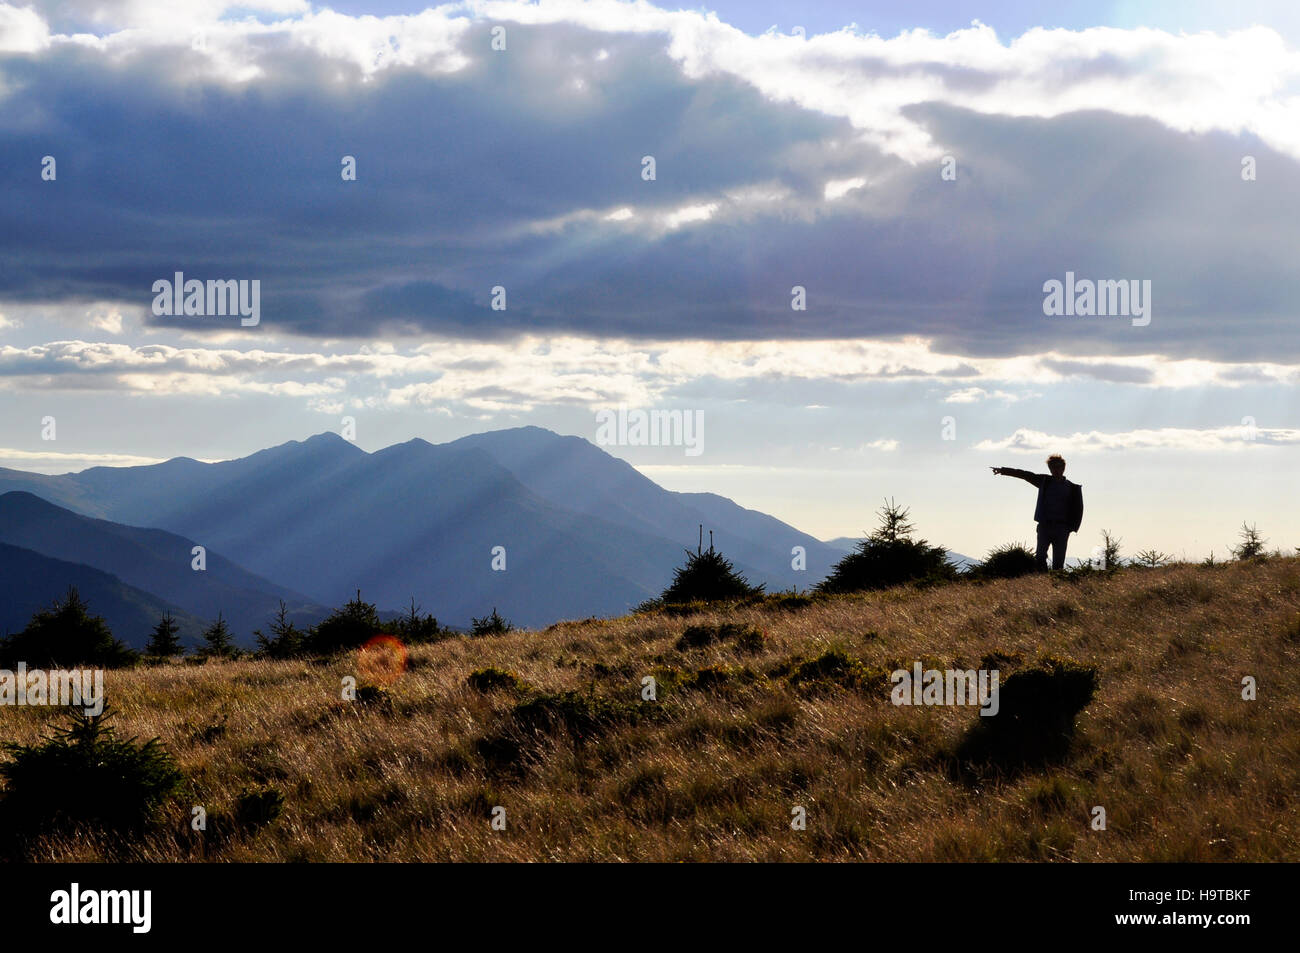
2;0;1299;562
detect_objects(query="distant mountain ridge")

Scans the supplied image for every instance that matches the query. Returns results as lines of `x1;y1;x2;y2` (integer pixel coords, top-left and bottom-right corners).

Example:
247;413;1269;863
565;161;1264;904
0;542;207;647
0;428;849;630
0;491;329;641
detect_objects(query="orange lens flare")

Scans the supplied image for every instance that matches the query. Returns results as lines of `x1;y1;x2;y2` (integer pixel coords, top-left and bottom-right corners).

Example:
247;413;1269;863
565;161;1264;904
356;634;408;687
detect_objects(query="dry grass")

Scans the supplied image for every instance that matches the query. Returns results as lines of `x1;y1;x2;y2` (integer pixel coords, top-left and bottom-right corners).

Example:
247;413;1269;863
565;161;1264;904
5;558;1300;861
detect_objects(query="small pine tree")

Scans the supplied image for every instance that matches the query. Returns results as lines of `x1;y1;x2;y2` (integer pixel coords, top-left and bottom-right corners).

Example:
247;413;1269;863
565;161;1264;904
396;598;445;644
0;586;136;668
253;601;305;659
145;611;183;658
470;607;513;637
0;705;183;847
1100;529;1122;571
305;590;383;655
199;612;237;660
651;527;764;607
1232;523;1267;561
816;500;956;594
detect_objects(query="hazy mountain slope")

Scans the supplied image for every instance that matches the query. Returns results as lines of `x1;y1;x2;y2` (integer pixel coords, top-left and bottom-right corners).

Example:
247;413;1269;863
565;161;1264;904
0;491;328;640
68;437;686;626
448;427;841;589
0;542;205;649
0;428;859;626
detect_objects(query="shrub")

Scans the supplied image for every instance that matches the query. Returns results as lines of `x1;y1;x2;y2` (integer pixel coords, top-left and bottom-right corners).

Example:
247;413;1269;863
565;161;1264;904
0;587;137;669
234;784;284;831
788;649;883;692
675;622;764;652
969;543;1038;580
470;608;513;637
953;657;1098;775
1232;523;1267;561
0;706;183;850
652;529;764;607
1100;529;1123;570
253;601;305;659
765;591;815;612
473;690;647;773
467;667;521;692
354;684;391;708
685;665;752;691
306;591;385;654
816;500;957;594
395;598;449;644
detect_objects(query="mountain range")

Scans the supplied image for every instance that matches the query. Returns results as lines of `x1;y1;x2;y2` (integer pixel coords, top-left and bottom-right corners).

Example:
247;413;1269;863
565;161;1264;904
0;427;853;645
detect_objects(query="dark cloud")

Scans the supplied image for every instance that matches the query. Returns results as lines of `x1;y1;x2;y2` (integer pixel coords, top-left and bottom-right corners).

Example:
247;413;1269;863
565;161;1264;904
1039;358;1154;384
2;20;1299;363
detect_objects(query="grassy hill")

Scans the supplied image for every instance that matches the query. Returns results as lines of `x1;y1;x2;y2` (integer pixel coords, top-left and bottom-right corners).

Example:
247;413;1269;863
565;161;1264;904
5;557;1299;861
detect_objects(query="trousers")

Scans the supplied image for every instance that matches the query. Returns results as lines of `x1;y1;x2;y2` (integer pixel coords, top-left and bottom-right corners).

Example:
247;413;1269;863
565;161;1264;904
1036;521;1071;571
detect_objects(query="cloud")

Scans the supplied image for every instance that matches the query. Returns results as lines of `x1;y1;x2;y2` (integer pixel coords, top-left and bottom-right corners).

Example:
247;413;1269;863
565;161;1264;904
0;3;49;52
944;386;1018;403
0;446;179;470
974;425;1300;453
2;336;1299;420
3;6;1300;362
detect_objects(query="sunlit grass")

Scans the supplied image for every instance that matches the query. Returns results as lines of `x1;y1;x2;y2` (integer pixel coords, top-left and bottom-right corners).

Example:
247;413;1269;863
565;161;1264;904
5;558;1299;861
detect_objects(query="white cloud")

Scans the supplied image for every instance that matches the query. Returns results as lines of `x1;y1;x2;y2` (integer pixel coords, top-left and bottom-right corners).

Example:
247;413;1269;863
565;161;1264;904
86;303;125;335
2;336;1300;416
663;202;719;229
0;446;178;470
944;387;1018;403
823;176;867;200
6;3;1300;162
974;425;1300;453
0;3;50;53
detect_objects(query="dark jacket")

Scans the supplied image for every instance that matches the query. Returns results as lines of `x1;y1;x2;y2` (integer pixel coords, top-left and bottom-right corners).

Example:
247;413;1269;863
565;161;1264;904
1001;469;1084;532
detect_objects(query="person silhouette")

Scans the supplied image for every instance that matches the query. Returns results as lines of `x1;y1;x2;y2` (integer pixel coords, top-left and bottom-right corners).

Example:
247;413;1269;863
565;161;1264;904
990;454;1084;571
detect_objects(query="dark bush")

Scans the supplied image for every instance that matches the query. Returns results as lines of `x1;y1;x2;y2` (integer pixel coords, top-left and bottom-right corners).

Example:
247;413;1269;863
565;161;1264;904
675;622;765;652
198;612;238;660
787;650;883;692
145;611;184;658
953;657;1098;776
470;608;513;637
254;601;306;659
467;667;521;692
354;684;391;708
0;587;137;669
509;691;640;739
394;599;450;644
649;530;764;607
816;500;957;594
969;543;1038;580
234;784;284;831
306;591;385;655
0;706;183;851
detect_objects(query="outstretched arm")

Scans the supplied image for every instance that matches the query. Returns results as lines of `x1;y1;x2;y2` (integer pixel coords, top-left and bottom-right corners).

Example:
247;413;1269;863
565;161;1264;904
990;466;1044;486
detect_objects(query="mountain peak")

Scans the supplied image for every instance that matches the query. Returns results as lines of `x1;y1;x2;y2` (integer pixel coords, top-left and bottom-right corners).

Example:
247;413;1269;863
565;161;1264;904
303;431;356;448
253;432;366;461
